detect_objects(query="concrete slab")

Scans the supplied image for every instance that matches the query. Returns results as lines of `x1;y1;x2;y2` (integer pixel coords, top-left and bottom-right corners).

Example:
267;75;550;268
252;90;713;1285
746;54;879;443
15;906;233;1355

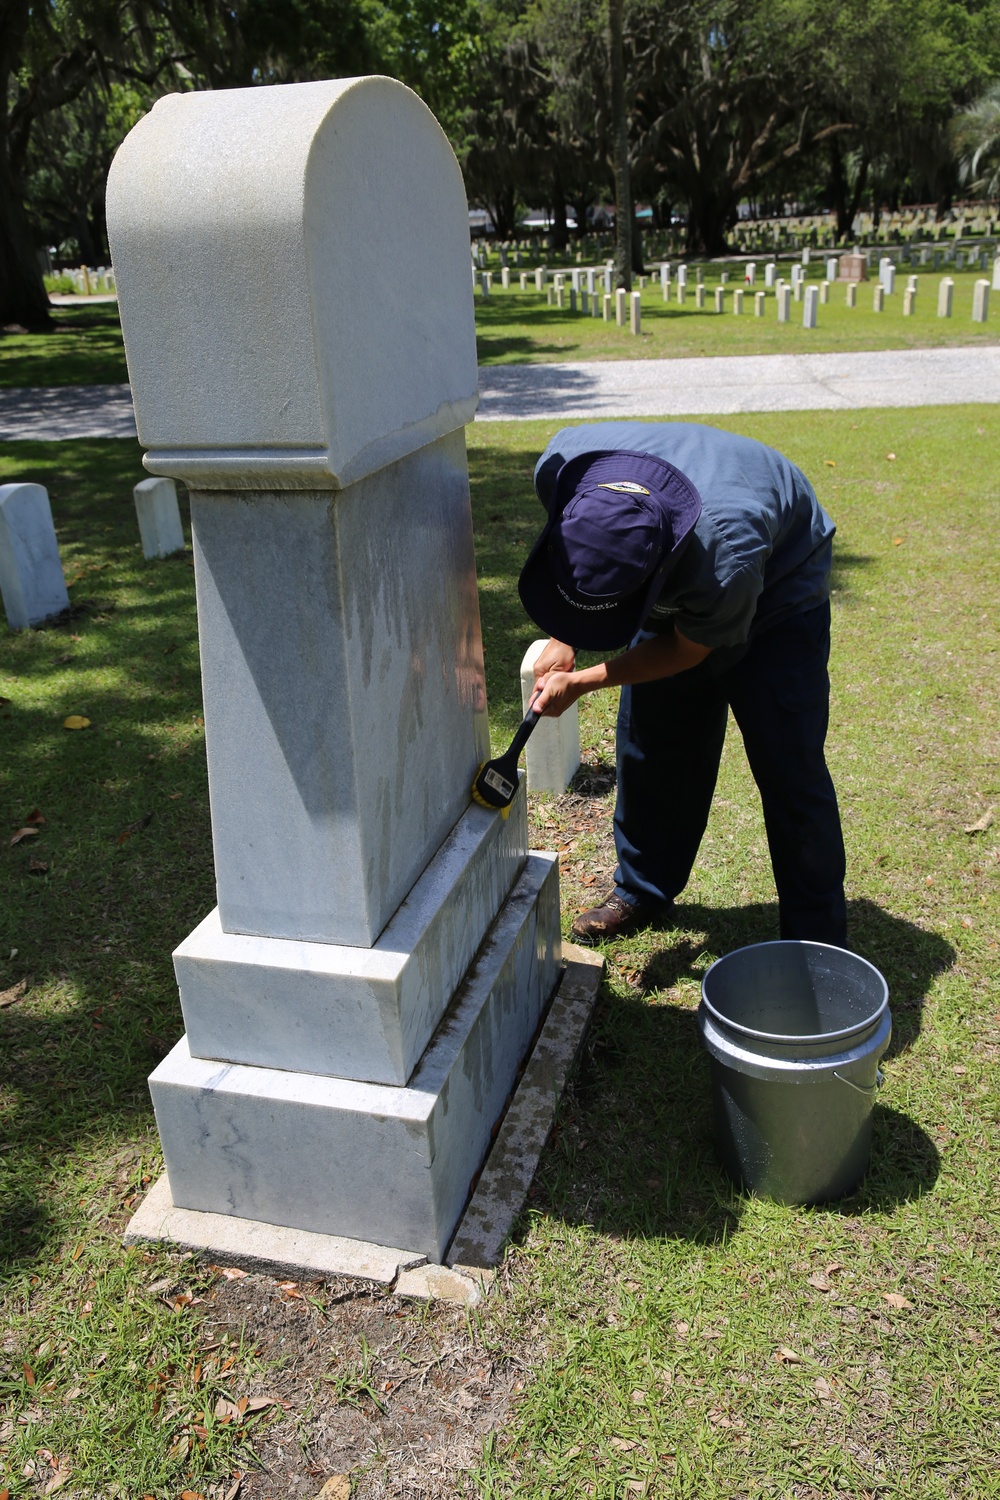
149;854;561;1262
126;944;603;1297
447;941;604;1269
177;784;527;1085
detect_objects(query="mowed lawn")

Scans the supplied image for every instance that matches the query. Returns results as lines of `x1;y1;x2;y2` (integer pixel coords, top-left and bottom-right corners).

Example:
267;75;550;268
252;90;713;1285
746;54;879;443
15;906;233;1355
1;266;997;392
0;403;998;1498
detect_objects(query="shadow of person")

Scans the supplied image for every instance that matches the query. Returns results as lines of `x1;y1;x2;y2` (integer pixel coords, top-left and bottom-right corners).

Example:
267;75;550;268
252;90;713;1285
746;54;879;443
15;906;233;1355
525;898;949;1247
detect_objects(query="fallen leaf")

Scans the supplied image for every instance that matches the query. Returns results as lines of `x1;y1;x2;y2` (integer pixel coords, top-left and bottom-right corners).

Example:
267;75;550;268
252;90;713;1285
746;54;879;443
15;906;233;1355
24;809;45;825
630;1388;647;1404
180;1491;205;1500
893;537;904;545
28;859;48;874
218;1266;249;1280
23;1364;35;1385
823;459;836;467
242;1395;276;1413
883;1292;913;1310
0;978;32;1009
62;715;91;730
807;1273;833;1293
886;452;897;460
674;1321;689;1337
43;1467;71;1496
611;1437;639;1450
775;1346;803;1364
814;1376;836;1402
10;827;39;846
214;1397;240;1422
964;806;995;834
314;1479;351;1500
825;1262;843;1275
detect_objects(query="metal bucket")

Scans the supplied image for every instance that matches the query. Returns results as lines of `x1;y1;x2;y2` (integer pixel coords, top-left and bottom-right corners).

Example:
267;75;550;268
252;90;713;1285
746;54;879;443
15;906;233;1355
698;941;891;1204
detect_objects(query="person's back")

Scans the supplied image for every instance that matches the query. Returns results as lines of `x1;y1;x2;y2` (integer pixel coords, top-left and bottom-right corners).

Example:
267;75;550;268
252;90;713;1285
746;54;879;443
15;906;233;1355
534;422;835;649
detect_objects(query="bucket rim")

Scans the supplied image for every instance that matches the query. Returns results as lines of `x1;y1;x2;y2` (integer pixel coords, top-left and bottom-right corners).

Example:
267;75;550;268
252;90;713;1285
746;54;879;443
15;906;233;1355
700;939;889;1048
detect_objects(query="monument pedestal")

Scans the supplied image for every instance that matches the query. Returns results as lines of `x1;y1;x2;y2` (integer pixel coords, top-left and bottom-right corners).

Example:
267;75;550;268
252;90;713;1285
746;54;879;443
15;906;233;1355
108;77;563;1268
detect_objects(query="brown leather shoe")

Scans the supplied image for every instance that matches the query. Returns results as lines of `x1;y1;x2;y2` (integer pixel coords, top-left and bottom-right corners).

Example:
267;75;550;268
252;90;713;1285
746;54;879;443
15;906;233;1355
571;890;670;943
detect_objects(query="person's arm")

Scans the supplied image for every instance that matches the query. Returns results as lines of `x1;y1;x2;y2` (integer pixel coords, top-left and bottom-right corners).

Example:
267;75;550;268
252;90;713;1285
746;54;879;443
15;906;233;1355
533;629;712;717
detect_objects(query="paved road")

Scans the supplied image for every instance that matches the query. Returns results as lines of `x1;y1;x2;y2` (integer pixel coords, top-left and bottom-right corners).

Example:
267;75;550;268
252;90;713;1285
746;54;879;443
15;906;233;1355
1;346;997;440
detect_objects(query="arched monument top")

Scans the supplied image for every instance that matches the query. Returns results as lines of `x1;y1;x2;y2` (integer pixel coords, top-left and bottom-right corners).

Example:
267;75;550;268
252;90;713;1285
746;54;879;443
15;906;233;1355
107;77;479;490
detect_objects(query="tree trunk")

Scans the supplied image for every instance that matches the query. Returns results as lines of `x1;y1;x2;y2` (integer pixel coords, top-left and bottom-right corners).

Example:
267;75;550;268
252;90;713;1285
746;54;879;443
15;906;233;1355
0;151;50;328
847;155;869;239
608;0;631;292
550;193;569;252
829;136;850;243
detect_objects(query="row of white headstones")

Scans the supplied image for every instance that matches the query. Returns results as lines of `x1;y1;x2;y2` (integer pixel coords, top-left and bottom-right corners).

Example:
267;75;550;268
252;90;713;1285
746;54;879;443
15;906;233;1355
478;256;998;326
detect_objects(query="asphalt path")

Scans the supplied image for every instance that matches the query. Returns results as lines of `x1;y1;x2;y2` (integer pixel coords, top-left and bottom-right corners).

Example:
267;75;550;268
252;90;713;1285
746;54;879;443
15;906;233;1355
1;346;997;440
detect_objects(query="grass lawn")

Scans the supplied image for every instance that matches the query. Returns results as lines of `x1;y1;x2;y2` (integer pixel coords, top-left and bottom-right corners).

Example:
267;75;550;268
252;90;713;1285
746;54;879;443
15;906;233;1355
1;271;997;389
1;405;998;1497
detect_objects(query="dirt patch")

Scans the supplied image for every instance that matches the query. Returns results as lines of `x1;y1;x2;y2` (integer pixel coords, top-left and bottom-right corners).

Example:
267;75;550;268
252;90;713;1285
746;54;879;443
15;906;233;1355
194;1264;541;1500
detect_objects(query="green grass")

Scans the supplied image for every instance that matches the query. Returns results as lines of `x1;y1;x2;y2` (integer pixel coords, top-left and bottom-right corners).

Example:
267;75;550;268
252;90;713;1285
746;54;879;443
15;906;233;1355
469;407;1000;1498
0;269;996;388
0;306;128;388
1;407;999;1496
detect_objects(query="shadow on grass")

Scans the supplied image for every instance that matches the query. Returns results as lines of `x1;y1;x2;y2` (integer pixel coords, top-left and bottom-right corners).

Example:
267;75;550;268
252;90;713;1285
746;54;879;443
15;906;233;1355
530;898;948;1249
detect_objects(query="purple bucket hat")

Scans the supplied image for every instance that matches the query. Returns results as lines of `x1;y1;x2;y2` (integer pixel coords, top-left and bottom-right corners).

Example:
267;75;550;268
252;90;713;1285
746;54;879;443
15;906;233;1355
517;449;703;650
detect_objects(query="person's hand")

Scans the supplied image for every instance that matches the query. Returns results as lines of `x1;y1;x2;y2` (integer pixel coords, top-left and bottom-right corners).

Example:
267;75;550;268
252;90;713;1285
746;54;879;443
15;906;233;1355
532;638;575;682
533;670;584;718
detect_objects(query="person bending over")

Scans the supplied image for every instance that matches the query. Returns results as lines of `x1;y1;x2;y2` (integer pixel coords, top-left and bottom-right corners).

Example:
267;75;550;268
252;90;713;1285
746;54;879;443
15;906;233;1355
518;420;847;947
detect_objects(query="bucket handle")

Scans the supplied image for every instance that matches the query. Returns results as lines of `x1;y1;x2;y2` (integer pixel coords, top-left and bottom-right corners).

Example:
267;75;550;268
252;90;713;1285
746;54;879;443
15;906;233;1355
833;1068;884;1096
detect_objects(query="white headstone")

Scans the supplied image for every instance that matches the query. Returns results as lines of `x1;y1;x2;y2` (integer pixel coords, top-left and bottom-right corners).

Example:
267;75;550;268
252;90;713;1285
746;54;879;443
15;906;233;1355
714;287;724;312
733;288;744;314
826;257;838;282
938;277;954;317
777;285;791;322
972;279;990;322
903;287;916;315
992;258;1000;291
107;76;561;1262
819;280;830;303
846;282;857;308
873;284;884;312
519;641;580;792
630;289;641;334
765;262;776;288
615;286;627;325
803;285;818;327
754;290;766;316
501;266;510;289
134;476;185;558
0;483;70;629
745;262;756;284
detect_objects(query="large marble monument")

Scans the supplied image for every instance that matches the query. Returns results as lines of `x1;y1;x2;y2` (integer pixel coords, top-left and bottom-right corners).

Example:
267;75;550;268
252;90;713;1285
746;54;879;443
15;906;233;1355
108;77;561;1263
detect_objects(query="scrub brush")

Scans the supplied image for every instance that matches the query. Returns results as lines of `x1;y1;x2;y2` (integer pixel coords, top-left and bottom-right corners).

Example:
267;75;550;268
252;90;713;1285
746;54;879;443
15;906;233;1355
471;695;542;811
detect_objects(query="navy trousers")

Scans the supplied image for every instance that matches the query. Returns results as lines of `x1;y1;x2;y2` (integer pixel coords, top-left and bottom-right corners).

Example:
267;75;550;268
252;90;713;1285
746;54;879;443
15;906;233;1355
613;602;848;946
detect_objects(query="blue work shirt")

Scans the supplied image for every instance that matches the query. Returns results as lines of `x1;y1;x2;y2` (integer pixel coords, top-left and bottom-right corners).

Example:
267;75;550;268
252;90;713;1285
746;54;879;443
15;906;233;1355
534;422;836;649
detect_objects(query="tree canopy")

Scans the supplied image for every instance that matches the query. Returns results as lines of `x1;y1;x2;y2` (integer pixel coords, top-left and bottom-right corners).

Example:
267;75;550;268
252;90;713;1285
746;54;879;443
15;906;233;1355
2;0;999;325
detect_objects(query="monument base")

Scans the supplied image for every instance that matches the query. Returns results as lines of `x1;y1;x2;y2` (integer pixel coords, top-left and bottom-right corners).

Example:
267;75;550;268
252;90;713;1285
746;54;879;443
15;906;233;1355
126;944;604;1297
150;855;560;1262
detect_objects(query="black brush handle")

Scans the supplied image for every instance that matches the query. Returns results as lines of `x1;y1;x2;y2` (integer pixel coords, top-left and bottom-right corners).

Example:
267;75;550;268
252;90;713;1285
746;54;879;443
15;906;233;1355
506;701;542;761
